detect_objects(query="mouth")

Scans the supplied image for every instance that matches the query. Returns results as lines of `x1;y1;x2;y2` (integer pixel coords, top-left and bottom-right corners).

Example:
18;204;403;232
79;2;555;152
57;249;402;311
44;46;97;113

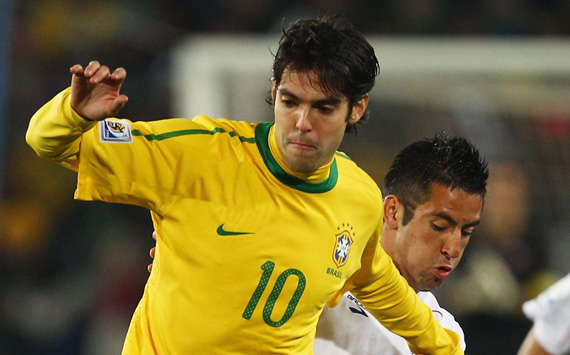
434;265;452;280
288;141;317;151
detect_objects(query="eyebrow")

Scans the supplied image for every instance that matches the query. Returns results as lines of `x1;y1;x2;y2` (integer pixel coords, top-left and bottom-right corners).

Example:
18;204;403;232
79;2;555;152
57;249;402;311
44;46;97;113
431;212;480;228
278;88;342;106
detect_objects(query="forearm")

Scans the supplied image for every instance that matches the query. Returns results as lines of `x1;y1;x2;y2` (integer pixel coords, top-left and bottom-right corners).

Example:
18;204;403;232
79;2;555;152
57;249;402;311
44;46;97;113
518;327;550;355
26;87;96;169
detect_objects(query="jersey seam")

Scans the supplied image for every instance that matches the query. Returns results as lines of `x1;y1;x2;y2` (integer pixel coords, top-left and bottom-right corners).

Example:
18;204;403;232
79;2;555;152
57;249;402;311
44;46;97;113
131;128;256;143
254;122;338;193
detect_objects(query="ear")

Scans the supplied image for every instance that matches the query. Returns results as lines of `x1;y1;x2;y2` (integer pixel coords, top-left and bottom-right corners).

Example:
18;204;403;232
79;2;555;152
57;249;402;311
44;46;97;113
383;194;402;230
271;81;277;104
348;94;369;124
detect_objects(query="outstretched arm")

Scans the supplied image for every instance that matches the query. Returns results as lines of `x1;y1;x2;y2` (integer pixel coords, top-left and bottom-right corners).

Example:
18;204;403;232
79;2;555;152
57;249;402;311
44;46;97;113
26;61;128;168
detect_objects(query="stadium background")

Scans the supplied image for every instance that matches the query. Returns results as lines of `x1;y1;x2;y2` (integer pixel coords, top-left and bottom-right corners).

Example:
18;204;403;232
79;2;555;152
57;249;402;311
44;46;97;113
0;1;568;354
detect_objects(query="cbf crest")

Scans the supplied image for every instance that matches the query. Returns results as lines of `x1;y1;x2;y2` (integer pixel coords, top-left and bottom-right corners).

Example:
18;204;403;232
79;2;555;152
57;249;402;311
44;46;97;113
332;223;355;268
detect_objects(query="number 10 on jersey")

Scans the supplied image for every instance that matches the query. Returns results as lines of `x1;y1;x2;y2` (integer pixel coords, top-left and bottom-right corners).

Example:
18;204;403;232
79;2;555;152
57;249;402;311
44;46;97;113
242;261;306;327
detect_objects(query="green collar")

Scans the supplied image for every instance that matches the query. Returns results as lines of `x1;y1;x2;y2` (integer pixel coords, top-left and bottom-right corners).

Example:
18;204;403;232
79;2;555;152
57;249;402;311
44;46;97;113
255;122;338;193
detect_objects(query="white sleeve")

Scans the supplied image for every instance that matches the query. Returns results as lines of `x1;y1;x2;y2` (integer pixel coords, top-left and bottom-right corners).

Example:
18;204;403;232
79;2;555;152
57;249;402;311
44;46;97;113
522;273;570;355
315;292;411;355
313;338;352;355
417;292;466;352
314;292;465;355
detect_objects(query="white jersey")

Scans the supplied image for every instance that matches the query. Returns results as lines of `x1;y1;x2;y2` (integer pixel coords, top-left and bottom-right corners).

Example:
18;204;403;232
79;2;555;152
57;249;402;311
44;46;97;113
522;273;570;355
315;291;466;355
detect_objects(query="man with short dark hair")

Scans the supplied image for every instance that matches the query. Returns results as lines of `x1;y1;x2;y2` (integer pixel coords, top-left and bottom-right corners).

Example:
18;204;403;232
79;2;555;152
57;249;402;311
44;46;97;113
26;17;463;354
315;134;488;354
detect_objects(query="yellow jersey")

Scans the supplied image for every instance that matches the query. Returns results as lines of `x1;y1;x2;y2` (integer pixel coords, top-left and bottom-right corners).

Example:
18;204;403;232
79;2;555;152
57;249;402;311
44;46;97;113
26;88;463;355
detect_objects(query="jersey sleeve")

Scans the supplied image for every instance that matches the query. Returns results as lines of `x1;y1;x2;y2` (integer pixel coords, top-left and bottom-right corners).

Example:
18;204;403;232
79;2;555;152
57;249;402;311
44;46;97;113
522;273;570;355
26;87;237;214
418;292;466;352
26;88;96;171
333;222;464;355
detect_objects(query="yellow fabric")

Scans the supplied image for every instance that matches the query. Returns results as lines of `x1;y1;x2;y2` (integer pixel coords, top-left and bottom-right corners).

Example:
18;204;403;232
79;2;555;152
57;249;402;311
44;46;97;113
267;125;332;183
25;89;95;171
328;223;462;354
26;87;463;355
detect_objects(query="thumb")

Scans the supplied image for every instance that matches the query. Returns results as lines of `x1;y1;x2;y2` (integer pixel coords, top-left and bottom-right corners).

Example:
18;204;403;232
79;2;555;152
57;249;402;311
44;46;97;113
109;94;129;116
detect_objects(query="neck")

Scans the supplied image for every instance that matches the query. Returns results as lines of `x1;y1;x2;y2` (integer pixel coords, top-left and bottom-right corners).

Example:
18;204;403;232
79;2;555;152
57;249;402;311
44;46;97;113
381;232;418;292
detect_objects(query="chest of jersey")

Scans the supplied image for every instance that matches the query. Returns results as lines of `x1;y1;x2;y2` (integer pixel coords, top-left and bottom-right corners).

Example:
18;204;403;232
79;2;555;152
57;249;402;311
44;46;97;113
145;147;380;352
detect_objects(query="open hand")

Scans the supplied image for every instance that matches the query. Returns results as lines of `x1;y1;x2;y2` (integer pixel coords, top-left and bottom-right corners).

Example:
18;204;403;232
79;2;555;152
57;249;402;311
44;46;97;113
69;60;129;121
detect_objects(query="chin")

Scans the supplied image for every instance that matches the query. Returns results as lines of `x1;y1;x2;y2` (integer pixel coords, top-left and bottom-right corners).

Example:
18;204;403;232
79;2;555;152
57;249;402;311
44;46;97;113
427;279;443;290
416;279;441;292
286;151;320;170
288;159;318;174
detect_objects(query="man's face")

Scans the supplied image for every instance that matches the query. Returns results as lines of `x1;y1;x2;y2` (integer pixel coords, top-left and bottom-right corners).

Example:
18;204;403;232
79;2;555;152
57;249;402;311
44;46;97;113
272;68;367;173
388;184;483;292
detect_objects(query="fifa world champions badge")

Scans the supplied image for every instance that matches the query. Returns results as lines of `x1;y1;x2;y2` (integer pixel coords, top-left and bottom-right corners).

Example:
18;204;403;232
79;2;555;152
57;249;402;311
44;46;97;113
99;119;133;143
332;224;355;268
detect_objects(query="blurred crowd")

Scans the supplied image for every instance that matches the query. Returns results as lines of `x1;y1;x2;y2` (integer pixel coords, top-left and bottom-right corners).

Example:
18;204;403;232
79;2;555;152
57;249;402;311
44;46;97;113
1;1;569;354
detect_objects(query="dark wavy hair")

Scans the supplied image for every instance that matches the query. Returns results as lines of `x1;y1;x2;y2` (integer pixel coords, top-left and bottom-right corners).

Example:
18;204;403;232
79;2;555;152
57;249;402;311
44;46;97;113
383;133;489;225
267;16;380;134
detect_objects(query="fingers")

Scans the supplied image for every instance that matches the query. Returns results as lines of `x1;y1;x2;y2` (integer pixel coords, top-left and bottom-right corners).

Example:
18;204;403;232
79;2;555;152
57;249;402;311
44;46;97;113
112;94;129;112
110;67;127;83
69;60;127;85
84;60;101;78
148;246;156;274
148;231;157;274
69;64;84;76
90;65;111;84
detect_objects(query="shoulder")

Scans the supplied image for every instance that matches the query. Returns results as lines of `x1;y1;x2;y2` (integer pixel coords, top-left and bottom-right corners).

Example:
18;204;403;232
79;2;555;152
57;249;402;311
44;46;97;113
417;291;439;307
192;115;257;137
418;291;466;351
418;291;461;330
129;115;256;135
334;150;382;200
122;116;257;144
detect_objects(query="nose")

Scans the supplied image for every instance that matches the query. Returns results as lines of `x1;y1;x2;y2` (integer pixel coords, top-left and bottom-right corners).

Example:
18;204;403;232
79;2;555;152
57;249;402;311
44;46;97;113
442;230;462;259
295;107;312;132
